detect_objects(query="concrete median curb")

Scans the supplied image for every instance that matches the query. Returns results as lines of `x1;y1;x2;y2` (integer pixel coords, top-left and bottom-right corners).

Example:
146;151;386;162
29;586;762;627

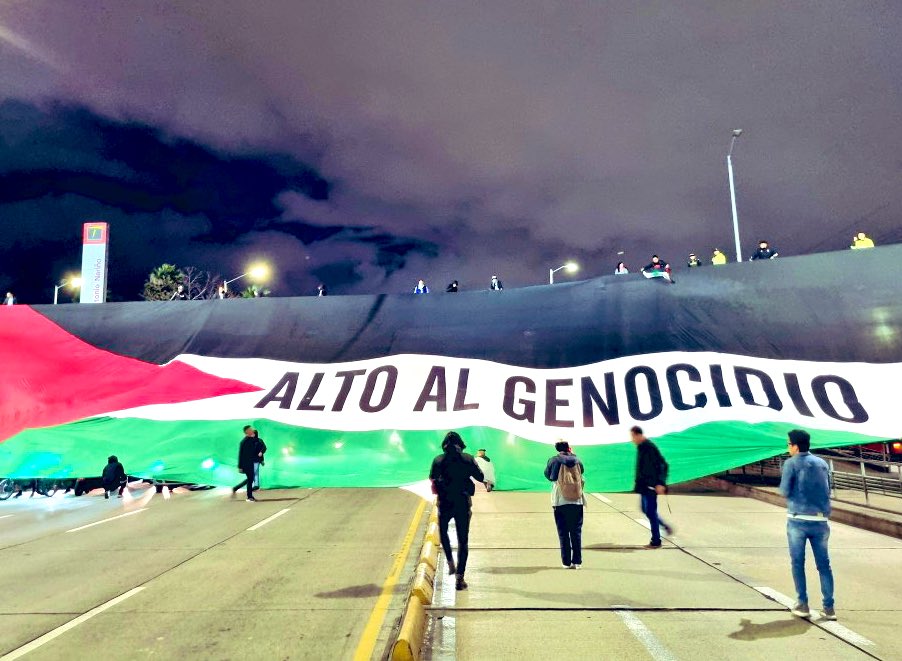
390;598;426;661
390;502;440;660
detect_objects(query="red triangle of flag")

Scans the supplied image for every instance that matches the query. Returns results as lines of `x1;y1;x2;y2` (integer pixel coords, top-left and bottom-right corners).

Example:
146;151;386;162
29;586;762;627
0;306;261;442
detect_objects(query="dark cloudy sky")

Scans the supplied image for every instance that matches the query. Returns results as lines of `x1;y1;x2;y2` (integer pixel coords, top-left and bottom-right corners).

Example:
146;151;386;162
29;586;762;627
2;2;901;302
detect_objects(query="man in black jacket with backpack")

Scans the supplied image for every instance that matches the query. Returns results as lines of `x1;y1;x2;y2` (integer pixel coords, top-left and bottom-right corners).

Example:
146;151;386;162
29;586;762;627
631;426;674;549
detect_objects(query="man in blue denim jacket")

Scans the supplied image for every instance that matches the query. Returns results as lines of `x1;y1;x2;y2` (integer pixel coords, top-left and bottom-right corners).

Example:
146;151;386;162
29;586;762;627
779;429;836;620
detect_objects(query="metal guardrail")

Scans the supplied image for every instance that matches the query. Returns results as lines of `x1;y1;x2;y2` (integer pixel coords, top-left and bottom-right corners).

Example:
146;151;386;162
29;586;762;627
724;447;902;504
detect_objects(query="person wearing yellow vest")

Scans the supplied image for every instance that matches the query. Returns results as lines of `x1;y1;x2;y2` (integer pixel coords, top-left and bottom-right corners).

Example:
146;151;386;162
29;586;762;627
851;232;875;249
711;249;727;265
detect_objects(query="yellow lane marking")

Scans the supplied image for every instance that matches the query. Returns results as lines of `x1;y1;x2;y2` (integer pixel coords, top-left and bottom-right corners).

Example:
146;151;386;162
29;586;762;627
353;498;428;661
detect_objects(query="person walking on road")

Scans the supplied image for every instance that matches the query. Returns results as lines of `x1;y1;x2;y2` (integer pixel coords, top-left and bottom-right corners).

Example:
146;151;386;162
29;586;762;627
232;425;262;501
429;431;486;591
780;429;836;620
544;441;585;569
102;455;127;499
631;426;673;548
252;430;267;492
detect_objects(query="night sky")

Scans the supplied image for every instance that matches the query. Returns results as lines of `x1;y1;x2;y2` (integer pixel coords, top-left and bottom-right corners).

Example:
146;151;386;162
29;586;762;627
2;2;901;303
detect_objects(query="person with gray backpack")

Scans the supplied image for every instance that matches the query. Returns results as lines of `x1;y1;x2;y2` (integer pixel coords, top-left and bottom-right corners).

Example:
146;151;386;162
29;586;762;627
544;440;586;569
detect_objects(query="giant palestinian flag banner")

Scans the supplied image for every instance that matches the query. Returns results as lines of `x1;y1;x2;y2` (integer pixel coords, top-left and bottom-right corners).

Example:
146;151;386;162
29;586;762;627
2;247;899;491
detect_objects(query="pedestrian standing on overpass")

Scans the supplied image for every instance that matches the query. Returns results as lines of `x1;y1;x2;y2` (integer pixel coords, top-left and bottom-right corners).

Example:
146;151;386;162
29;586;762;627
780;429;836;620
232;425;261;502
429;431;486;591
630;426;673;548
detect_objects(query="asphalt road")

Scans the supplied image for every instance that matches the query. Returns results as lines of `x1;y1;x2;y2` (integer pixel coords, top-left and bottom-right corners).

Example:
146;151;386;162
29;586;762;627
0;484;425;660
3;483;901;660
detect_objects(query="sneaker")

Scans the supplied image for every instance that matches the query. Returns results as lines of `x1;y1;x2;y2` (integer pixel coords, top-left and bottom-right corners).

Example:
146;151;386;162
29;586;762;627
822;607;837;621
563;563;573;569
246;497;257;502
117;493;123;498
447;560;456;576
790;602;810;618
572;564;582;570
104;492;109;500
455;576;468;591
643;542;662;550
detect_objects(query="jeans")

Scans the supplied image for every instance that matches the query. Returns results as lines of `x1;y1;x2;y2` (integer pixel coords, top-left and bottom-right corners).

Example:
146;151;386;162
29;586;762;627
640;490;669;545
787;519;834;608
438;497;472;576
553;504;584;566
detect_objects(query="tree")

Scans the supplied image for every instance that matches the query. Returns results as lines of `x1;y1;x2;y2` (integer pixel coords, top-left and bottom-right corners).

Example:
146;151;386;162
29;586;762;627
142;263;185;301
183;266;223;300
240;284;272;298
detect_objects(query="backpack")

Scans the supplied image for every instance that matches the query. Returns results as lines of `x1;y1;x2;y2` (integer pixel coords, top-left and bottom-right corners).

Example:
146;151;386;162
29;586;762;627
557;461;584;501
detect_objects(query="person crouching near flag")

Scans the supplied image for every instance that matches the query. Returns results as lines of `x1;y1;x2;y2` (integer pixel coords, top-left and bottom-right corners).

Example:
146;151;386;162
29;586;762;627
429;431;486;591
641;255;672;281
544;441;586;569
630;426;674;548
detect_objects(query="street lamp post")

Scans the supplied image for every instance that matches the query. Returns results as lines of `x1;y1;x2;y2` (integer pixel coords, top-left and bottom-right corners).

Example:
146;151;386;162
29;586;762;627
727;128;743;263
223;264;270;293
53;277;82;304
549;262;579;284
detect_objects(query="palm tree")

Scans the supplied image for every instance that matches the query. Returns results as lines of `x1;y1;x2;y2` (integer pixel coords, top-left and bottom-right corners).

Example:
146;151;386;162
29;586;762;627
240;284;272;298
142;263;185;301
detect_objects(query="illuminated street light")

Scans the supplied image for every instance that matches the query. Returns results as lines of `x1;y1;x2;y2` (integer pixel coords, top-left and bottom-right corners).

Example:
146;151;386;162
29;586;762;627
53;276;82;304
224;262;271;292
727;128;743;263
549;262;579;284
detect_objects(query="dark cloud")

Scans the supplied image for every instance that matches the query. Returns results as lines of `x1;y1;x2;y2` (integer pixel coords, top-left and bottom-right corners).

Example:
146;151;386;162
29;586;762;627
0;100;439;300
1;2;902;302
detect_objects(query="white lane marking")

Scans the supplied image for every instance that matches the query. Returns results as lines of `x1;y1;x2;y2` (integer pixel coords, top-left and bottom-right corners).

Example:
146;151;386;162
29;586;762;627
633;517;651;529
0;515;13;520
247;508;291;531
754;586;874;647
614;609;677;661
65;508;146;533
0;586;145;660
590;493;613;504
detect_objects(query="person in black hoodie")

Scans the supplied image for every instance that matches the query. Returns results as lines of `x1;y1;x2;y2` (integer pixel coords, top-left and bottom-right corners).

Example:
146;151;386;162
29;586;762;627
631;426;673;548
232;425;262;502
102;455;127;499
544;441;586;569
429;431;486;591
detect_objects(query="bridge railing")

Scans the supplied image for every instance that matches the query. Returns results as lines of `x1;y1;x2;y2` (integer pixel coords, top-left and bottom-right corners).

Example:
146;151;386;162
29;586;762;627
722;445;902;504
